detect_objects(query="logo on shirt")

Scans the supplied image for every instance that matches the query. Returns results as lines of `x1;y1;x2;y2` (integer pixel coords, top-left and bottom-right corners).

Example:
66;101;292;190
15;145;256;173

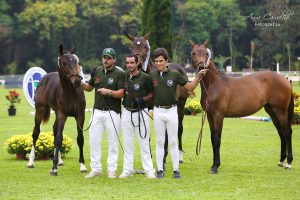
95;76;101;84
133;84;140;91
167;80;173;87
107;78;114;84
153;79;158;87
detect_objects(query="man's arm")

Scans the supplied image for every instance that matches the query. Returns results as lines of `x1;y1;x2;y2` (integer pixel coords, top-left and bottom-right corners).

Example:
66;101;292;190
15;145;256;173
142;92;153;102
98;88;124;98
80;82;94;92
183;69;206;91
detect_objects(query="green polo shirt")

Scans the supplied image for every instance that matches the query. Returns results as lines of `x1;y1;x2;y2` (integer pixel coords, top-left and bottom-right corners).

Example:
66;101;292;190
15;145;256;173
123;70;153;109
150;68;187;106
89;66;124;113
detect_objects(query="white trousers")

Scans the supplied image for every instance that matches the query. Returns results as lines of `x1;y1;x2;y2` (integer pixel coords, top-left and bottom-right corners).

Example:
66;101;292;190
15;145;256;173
121;108;155;173
153;106;179;171
89;109;120;172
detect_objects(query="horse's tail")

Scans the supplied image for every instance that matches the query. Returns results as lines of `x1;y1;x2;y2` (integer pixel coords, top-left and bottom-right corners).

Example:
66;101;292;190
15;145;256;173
42;105;51;123
288;92;294;126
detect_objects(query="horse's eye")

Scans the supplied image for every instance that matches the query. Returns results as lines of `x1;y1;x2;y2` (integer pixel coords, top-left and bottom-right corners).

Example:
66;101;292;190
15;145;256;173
191;52;195;56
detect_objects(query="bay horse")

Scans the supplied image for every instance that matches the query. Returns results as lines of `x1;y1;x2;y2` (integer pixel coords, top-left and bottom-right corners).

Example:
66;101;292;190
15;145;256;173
125;32;189;165
190;40;294;173
27;44;87;176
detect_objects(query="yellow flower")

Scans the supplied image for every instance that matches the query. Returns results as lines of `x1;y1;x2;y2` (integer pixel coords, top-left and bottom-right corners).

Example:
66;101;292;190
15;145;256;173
4;132;73;156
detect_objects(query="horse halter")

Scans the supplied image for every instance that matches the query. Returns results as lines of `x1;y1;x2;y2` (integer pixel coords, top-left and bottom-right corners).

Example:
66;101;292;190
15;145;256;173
132;39;151;72
57;54;83;80
192;46;212;70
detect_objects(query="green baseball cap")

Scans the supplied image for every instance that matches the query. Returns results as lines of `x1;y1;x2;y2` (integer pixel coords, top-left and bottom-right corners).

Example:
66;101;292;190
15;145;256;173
102;48;116;58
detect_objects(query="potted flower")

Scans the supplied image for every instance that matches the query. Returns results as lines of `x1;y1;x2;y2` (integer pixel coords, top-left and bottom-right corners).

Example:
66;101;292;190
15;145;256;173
5;89;21;116
4;132;73;160
4;134;32;160
185;100;202;115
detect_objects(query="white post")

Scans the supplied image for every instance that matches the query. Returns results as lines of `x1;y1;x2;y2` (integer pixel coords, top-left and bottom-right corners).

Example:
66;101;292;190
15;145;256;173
276;62;280;74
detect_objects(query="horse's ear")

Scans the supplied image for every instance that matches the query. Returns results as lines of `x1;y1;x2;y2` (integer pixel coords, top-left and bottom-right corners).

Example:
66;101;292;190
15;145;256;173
70;47;76;54
143;32;150;40
124;31;135;41
203;40;209;47
189;40;196;48
59;44;64;55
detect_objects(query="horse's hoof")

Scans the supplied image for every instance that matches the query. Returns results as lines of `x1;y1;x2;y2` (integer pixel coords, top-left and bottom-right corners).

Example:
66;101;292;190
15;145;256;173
58;163;64;166
285;163;292;170
278;161;284;167
179;160;184;164
210;168;218;174
80;170;87;173
27;165;34;168
50;171;58;176
50;169;58;176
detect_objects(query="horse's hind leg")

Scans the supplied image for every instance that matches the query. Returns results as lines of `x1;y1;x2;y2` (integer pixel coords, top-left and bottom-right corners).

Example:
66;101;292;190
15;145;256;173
265;104;293;168
76;115;87;173
264;105;287;166
207;113;224;174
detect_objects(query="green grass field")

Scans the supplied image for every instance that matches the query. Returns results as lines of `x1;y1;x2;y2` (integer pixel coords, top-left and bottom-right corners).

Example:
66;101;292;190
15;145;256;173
0;84;300;200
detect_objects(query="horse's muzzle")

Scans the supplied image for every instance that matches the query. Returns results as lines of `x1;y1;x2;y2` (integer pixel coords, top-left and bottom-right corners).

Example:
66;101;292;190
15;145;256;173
66;74;83;88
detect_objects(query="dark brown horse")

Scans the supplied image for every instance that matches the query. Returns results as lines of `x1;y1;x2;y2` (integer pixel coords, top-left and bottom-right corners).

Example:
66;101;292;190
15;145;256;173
125;32;189;164
27;45;87;176
190;40;294;173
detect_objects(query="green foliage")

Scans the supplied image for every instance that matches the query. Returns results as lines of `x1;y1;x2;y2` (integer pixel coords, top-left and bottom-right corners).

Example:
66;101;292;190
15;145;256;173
0;1;300;74
174;0;246;64
142;0;172;56
18;1;79;40
5;62;17;74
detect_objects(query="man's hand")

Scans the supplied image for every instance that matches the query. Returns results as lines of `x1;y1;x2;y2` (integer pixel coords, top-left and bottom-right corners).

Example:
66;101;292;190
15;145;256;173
98;88;111;96
132;97;144;107
196;69;207;79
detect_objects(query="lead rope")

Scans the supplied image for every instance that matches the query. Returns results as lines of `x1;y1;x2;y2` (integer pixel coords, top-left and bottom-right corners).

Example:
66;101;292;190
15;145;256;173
77;86;94;131
196;75;211;155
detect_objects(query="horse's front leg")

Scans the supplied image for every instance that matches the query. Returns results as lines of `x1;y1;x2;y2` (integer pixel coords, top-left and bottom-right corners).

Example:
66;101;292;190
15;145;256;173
50;115;66;176
76;114;87;173
27;116;42;168
207;113;224;174
52;120;63;166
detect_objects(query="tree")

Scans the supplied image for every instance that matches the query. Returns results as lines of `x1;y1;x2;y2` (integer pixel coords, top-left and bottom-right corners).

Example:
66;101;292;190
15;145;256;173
174;0;246;65
141;0;173;57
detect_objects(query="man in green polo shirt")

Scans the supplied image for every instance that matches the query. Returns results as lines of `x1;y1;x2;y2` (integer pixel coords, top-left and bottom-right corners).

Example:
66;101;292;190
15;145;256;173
80;48;124;179
150;47;206;179
119;54;156;179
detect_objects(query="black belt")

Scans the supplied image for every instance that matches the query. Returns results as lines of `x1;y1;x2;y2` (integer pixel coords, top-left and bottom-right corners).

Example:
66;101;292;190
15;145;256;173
98;107;110;111
154;104;177;109
125;107;147;113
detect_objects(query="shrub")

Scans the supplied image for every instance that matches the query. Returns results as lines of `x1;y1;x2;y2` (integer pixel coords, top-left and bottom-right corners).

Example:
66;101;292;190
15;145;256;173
4;132;73;156
185;100;202;114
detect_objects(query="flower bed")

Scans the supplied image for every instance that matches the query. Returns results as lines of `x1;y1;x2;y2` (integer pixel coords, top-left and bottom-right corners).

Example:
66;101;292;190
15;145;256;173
185;99;202;115
4;132;73;158
294;91;300;125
